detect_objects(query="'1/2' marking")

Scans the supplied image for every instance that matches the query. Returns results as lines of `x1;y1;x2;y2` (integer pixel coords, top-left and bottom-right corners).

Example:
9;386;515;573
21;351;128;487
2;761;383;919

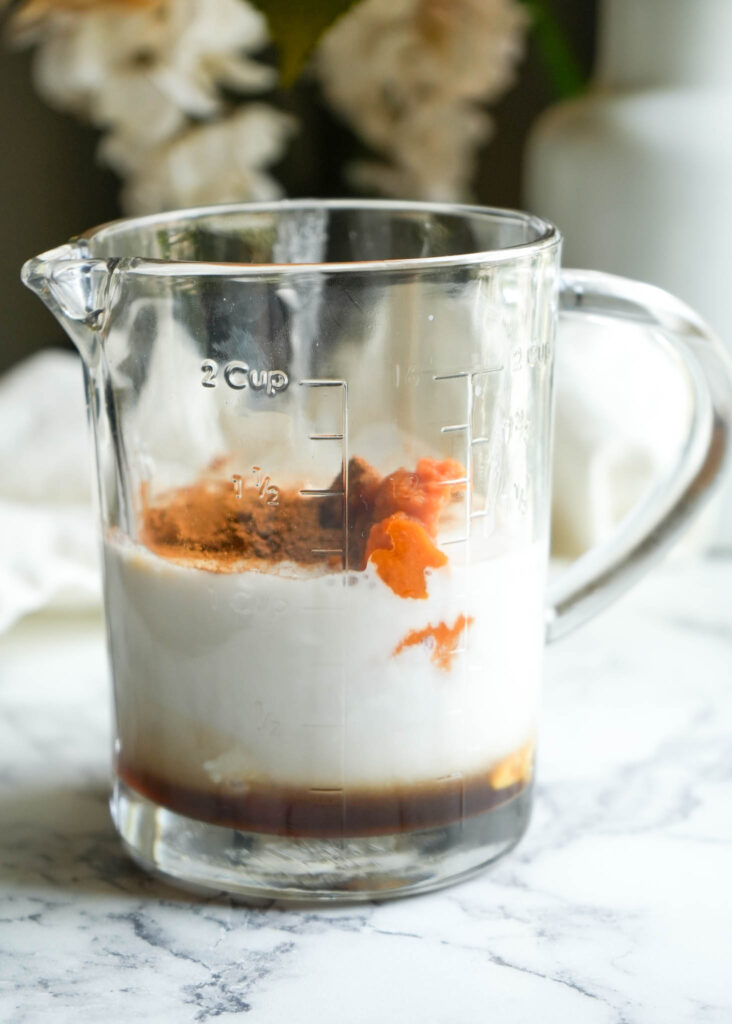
201;359;289;396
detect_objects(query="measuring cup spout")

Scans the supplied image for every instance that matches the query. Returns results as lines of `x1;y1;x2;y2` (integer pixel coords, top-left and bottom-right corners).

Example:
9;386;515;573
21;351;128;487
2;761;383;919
21;242;114;365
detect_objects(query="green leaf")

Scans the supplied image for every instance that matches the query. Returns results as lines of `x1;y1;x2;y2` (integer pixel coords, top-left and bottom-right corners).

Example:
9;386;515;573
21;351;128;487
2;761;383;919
521;0;586;99
250;0;361;86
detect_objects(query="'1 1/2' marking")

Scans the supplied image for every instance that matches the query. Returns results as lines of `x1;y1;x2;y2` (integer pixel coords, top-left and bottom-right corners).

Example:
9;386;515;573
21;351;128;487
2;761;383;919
201;359;289;396
233;466;279;507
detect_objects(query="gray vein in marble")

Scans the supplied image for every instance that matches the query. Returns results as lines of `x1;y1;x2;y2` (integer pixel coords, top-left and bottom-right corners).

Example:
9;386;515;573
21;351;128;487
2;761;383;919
182;942;297;1021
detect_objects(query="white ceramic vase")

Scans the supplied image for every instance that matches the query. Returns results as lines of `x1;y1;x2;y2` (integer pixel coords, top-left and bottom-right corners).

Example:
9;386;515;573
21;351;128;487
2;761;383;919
525;0;732;549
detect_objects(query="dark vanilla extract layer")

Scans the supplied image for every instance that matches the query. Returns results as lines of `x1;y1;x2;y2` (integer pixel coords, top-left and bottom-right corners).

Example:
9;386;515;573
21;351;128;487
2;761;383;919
118;756;532;839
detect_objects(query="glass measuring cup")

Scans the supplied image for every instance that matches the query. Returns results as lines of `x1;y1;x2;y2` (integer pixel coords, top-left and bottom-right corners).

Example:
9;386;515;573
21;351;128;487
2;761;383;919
22;200;732;902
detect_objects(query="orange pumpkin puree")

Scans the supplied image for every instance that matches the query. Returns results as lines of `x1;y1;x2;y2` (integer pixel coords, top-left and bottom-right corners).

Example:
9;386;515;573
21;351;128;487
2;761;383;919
488;742;535;790
393;613;474;670
365;513;448;599
360;457;465;598
371;457;465;537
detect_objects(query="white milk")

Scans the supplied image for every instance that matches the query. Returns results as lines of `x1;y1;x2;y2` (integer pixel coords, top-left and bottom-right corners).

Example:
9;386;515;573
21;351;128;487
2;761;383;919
104;539;545;794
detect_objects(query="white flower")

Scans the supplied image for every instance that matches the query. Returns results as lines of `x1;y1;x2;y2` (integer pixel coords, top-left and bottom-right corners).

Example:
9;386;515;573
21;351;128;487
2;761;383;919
122;105;296;214
317;0;528;201
13;0;276;168
7;0;294;212
350;99;489;202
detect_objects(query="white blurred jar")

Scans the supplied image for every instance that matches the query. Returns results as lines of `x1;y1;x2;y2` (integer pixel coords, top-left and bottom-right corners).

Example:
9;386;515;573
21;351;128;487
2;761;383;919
526;0;732;551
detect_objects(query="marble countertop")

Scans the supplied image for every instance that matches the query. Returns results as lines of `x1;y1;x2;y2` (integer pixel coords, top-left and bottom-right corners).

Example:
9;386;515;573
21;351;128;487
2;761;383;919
2;557;731;1023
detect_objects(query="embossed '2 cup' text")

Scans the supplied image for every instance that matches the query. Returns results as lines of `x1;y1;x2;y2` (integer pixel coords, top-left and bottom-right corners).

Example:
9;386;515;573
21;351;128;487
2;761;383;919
201;359;289;396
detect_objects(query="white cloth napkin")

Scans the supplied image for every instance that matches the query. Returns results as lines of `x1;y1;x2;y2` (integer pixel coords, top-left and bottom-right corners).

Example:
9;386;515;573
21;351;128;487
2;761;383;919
0;330;707;635
0;349;100;634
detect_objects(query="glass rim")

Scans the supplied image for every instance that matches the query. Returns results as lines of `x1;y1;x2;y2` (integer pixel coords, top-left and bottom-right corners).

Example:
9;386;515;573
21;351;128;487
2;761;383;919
79;198;562;276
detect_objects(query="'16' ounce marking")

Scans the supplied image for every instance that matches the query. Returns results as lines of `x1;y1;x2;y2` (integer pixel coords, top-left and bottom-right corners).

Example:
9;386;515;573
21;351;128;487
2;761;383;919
201;359;289;396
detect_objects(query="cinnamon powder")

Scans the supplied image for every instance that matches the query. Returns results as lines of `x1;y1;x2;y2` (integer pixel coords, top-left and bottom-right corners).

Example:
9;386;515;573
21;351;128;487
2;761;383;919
140;474;343;572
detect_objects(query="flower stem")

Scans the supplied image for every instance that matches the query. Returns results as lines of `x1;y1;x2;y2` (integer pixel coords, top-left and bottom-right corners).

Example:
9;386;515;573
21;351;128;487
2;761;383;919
521;0;587;99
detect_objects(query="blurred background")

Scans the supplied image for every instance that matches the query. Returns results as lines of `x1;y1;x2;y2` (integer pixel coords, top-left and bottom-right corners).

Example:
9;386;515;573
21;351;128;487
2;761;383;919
0;0;599;371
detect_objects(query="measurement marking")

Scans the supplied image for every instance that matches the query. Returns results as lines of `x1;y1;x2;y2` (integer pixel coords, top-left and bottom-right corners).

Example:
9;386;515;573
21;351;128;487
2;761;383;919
343;384;350;573
434;476;469;487
449;609;473;658
300;377;350;571
433;364;506;562
299;488;344;498
433;365;503;382
434;371;470;381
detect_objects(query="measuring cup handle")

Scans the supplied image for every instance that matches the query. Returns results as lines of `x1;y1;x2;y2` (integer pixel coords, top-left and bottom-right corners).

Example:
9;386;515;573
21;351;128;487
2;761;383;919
546;269;732;643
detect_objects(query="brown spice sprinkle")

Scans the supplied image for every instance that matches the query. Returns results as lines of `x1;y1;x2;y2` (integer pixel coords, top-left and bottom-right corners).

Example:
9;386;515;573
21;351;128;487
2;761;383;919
140;473;343;572
140;454;466;579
